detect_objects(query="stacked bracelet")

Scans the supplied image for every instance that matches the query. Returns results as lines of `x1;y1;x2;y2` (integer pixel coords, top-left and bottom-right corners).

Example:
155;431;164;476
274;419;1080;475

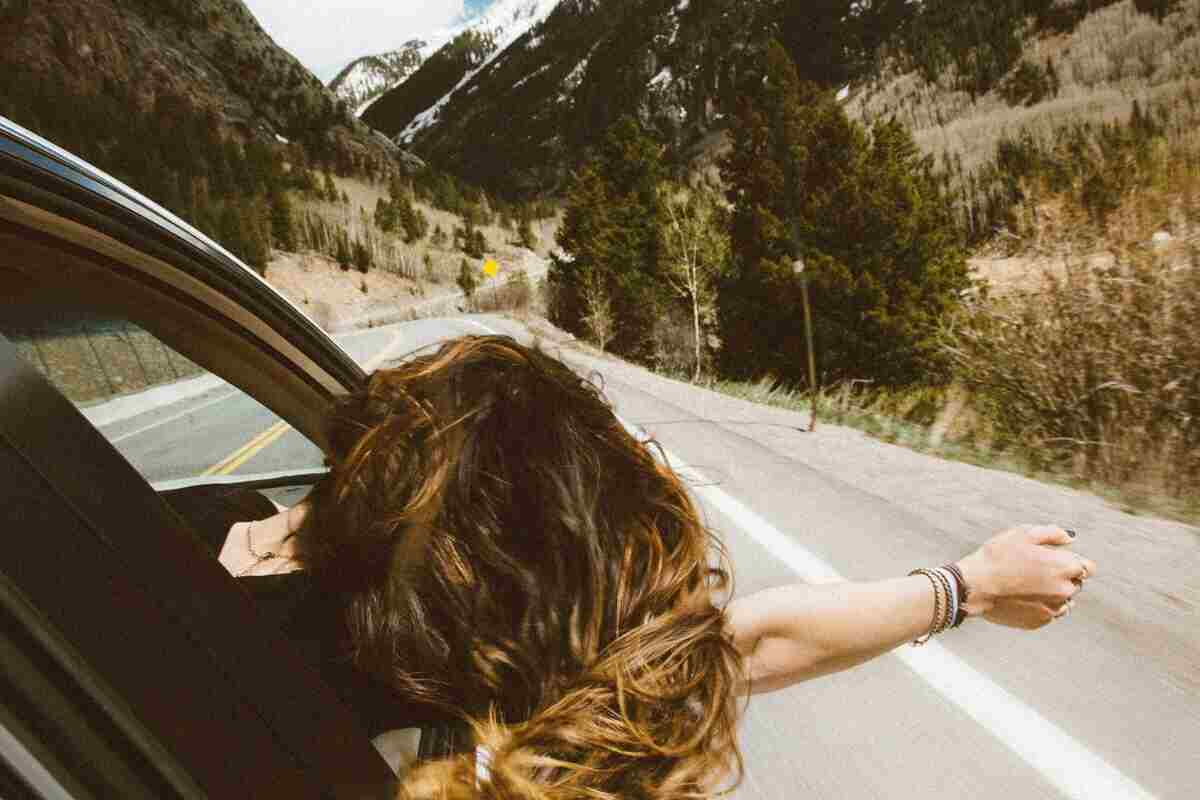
908;568;944;645
908;565;970;645
941;563;970;628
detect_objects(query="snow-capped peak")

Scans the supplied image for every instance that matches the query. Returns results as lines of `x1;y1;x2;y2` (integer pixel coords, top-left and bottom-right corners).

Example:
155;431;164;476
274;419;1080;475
397;0;562;141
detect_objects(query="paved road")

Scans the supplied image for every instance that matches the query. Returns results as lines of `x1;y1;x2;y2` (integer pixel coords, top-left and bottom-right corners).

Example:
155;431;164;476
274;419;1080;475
94;316;1198;800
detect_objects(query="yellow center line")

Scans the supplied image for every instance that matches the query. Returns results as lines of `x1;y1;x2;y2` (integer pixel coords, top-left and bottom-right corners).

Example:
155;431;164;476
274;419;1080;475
202;420;290;476
200;330;406;477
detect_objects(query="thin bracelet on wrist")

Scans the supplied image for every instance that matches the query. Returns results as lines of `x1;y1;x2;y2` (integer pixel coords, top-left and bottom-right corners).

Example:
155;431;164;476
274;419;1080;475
933;568;957;635
909;567;964;645
909;569;942;645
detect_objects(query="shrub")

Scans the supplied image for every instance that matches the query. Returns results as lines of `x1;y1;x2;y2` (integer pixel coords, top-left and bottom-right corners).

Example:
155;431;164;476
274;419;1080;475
456;257;478;309
998;59;1060;107
942;248;1200;496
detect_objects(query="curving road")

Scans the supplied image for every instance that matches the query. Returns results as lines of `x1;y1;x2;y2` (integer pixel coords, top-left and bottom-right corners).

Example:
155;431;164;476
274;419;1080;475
95;315;1199;800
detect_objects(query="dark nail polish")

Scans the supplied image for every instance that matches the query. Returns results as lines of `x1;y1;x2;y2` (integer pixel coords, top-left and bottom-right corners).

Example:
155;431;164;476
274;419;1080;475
1066;528;1077;538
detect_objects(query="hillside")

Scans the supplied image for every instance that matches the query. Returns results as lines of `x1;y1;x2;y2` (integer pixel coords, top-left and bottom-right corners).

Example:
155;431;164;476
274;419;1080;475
846;0;1200;250
357;0;1197;228
361;0;895;199
0;0;404;176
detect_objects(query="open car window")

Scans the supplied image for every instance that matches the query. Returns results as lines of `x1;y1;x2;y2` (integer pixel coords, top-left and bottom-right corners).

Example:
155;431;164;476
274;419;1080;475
0;296;326;488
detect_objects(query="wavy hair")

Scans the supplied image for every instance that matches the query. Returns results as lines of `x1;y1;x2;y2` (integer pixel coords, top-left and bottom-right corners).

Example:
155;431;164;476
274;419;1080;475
296;334;746;799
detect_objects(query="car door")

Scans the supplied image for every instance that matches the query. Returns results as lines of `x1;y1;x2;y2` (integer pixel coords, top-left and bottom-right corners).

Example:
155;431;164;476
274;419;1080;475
0;116;398;798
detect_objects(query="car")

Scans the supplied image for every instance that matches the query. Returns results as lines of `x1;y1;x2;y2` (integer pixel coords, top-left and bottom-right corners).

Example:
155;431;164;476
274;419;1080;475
0;115;458;798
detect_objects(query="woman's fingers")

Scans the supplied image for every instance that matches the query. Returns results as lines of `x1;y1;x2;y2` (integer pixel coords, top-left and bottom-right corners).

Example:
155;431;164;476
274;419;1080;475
1025;524;1074;547
984;598;1058;629
1052;598;1076;618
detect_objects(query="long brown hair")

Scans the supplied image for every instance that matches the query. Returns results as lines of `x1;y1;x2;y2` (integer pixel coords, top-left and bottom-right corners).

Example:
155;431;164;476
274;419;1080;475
297;334;746;798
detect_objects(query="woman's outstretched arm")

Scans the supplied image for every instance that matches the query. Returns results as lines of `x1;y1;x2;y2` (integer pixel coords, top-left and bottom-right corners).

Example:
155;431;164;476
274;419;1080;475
725;524;1096;696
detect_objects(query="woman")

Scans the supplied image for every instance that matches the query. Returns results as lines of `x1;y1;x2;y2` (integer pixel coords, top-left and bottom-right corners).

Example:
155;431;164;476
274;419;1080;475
198;334;1095;798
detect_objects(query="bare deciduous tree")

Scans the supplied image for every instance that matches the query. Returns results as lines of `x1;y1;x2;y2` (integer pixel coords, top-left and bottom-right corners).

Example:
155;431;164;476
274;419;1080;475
658;180;730;381
580;268;616;353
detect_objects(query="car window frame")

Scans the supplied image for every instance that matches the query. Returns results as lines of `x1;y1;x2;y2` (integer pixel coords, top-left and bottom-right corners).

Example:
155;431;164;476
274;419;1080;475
0;116;401;797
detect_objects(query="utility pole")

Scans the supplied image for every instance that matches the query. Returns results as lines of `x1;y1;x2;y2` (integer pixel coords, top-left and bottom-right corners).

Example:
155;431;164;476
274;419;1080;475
793;253;818;432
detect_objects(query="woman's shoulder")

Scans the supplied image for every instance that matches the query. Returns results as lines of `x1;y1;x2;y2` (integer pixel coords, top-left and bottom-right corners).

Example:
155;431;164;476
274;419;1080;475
160;485;279;555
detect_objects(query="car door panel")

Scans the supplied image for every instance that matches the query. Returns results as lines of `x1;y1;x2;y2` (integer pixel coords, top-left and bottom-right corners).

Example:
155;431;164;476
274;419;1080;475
0;332;395;798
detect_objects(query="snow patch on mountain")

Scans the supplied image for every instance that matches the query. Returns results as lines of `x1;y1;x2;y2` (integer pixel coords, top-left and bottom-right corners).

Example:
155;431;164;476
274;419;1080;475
558;43;598;102
396;0;562;142
514;62;552;89
331;40;436;117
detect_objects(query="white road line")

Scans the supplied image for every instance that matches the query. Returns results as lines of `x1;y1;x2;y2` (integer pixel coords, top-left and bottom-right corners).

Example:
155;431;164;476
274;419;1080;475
464;318;1156;800
110;389;239;443
619;422;1157;800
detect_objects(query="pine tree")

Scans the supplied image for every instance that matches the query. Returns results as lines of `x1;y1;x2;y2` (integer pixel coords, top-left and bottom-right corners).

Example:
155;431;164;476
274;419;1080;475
218;200;245;262
353;238;371;273
718;40;968;386
270;186;297;251
335;230;352;270
518;206;538;250
552;116;667;362
457;258;478;310
241;196;271;273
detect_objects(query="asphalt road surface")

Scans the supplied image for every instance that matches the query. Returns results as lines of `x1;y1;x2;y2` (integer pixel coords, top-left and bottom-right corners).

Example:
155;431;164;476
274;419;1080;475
94;316;1199;800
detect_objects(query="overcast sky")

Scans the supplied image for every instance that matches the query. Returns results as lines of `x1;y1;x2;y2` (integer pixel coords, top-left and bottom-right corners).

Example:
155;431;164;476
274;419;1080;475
243;1;467;82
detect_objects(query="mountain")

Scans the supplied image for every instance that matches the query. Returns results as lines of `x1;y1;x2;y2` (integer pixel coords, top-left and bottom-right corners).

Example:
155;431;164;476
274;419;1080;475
328;0;550;118
363;0;760;198
0;0;402;174
329;40;431;116
360;0;563;139
360;0;1196;217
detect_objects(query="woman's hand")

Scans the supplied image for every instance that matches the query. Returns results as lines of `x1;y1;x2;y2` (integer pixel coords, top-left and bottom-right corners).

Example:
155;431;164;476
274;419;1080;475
955;525;1097;630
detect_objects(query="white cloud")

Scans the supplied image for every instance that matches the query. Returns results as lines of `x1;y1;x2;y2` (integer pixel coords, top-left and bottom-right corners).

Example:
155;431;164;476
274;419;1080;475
243;1;467;81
